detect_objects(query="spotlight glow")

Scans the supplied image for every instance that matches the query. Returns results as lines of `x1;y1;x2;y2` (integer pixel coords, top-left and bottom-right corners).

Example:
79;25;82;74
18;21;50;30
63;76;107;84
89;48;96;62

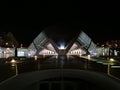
59;44;65;49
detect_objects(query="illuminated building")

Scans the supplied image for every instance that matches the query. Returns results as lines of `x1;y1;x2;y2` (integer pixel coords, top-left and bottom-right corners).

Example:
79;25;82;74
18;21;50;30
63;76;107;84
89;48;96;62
28;31;97;57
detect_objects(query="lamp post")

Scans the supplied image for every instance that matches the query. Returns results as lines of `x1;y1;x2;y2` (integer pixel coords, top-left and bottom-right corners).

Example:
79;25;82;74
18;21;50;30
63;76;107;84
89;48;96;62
79;53;82;57
10;59;18;76
107;58;114;75
34;55;38;60
85;54;91;70
87;54;91;60
34;55;40;70
43;54;45;58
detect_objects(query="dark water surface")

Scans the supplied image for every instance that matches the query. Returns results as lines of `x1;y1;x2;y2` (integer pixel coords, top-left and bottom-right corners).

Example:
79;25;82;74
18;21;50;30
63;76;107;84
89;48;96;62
0;55;120;82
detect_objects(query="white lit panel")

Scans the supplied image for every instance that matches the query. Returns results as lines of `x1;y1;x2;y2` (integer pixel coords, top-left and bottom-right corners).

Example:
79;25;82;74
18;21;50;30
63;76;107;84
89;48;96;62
77;31;91;49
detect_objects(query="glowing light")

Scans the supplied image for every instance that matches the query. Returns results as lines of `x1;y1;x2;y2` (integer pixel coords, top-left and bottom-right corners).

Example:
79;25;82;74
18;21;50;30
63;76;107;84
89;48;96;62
11;59;16;63
59;44;65;49
79;53;82;57
5;42;8;45
11;59;17;67
55;55;58;59
34;55;38;60
110;58;114;62
87;55;91;60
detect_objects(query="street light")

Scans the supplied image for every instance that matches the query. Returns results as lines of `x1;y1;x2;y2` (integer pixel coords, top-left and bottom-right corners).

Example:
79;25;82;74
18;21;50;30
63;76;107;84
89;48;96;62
87;54;91;60
107;58;114;75
34;55;40;70
10;59;18;76
79;53;82;57
34;55;38;60
85;54;91;70
43;54;46;58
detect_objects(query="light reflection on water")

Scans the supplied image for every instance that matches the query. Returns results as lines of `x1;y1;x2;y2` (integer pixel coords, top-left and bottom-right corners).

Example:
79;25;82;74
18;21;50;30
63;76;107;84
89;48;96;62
0;56;120;82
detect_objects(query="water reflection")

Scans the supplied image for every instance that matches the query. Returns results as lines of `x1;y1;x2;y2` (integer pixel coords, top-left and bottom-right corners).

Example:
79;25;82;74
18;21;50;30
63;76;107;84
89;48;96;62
0;55;120;82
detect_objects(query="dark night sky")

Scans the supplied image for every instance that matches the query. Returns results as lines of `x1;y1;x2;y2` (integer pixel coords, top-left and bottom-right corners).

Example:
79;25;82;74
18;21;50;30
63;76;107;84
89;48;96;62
0;3;120;46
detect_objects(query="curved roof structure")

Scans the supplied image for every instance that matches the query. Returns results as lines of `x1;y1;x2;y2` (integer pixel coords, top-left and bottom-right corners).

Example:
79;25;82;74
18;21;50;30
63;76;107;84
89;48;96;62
66;31;96;55
28;31;58;56
28;29;96;56
77;31;96;54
